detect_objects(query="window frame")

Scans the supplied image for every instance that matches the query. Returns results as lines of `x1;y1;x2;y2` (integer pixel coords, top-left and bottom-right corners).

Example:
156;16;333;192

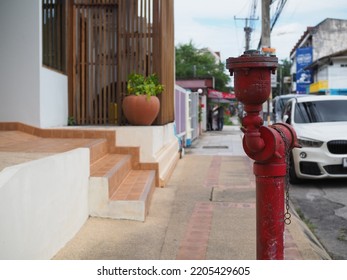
42;0;67;73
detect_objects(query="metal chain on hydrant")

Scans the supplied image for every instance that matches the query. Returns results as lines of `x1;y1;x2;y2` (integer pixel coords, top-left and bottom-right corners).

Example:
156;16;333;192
273;126;292;225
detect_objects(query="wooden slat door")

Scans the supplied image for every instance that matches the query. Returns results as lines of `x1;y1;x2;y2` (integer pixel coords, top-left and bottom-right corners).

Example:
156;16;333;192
73;1;117;125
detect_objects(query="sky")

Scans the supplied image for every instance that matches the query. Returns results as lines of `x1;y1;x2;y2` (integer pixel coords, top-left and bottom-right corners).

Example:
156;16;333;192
174;0;347;62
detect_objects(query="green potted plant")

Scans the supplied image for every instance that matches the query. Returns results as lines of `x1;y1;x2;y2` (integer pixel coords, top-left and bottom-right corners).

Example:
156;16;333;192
127;73;164;99
122;73;164;125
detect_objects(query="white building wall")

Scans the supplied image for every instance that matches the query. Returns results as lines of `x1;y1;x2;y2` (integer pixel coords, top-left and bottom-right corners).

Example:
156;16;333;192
115;124;177;162
317;65;328;81
0;0;41;126
40;68;68;127
329;58;347;89
313;19;347;61
0;0;69;128
0;148;90;260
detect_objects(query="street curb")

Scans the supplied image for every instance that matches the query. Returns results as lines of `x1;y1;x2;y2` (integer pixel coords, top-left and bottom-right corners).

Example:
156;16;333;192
288;202;331;260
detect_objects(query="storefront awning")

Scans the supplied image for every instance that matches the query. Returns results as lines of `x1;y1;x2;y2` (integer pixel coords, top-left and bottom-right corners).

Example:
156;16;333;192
208;89;235;99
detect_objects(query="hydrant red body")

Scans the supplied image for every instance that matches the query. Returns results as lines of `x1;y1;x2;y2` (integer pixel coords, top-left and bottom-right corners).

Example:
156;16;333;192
226;51;298;260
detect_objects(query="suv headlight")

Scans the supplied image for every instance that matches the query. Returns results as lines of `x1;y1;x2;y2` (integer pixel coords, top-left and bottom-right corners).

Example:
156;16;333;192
297;137;323;148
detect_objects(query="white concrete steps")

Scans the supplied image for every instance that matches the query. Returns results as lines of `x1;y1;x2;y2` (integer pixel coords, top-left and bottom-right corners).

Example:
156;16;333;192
90;153;132;196
108;170;156;221
86;139;109;164
89;153;156;221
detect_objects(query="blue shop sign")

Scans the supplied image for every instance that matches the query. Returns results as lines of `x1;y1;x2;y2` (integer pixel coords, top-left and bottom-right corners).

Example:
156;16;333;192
296;47;312;94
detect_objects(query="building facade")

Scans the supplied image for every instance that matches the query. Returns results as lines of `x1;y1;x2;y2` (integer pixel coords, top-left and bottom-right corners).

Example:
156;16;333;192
290;18;347;95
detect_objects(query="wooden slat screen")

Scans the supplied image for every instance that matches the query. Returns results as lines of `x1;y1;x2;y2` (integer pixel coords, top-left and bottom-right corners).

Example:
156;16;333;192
73;0;117;124
71;0;174;125
117;0;155;124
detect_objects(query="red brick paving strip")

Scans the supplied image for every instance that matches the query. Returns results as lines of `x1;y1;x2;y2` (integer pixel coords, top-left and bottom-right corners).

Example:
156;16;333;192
176;202;213;260
204;156;222;188
214;202;256;209
176;156;221;259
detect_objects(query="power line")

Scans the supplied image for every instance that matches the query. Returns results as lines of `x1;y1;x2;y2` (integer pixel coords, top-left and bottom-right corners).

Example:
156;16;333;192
270;0;287;31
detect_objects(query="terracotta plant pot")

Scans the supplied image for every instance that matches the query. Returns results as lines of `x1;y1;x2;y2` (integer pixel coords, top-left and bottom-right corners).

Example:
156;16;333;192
122;95;160;125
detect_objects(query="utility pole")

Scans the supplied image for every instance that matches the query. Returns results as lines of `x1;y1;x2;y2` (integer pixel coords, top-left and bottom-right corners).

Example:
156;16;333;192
234;16;259;51
261;0;271;49
258;0;287;50
234;0;258;51
244;19;252;51
261;0;272;124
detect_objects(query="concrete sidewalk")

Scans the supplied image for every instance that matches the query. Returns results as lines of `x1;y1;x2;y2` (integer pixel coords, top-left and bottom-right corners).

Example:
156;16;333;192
53;125;330;260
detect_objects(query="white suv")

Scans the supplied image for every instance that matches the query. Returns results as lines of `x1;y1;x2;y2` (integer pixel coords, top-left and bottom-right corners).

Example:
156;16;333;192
282;95;347;184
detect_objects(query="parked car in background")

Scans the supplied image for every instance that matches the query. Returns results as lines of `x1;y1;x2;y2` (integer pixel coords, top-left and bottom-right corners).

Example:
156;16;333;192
272;94;302;123
282;95;347;184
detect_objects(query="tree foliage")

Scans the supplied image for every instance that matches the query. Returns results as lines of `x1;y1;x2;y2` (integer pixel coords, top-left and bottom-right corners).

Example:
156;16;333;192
273;59;292;97
175;41;231;91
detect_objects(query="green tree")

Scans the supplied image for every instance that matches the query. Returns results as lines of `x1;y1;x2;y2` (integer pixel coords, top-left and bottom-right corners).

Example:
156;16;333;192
175;41;231;91
273;59;292;97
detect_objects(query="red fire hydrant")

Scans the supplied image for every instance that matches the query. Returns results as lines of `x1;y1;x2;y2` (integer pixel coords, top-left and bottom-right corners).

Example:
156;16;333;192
226;51;298;260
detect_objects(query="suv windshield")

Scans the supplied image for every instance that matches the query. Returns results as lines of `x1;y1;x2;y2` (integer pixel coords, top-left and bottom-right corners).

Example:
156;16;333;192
294;100;347;123
276;97;291;112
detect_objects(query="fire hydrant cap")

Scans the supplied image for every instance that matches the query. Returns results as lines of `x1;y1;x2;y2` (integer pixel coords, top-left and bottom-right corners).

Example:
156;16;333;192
226;50;278;71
